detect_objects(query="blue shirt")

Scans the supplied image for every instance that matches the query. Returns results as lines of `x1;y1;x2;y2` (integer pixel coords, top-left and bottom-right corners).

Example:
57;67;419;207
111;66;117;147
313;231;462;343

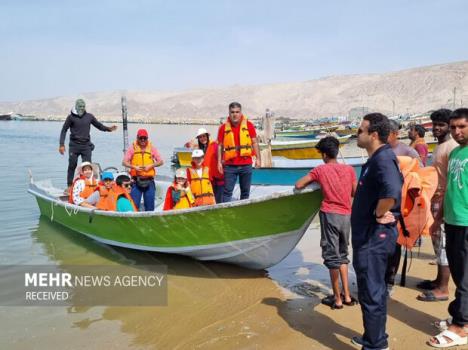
351;144;403;247
117;197;135;212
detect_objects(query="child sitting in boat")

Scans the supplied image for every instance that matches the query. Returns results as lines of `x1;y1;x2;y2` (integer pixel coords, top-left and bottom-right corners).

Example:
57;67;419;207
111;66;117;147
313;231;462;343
163;168;195;210
96;171;115;210
69;161;100;208
187;149;216;207
114;174;138;212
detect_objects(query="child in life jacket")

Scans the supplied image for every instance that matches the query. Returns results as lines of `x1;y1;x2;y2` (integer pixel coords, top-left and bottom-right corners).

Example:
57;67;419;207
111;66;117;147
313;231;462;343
69;161;100;208
163;168;195;210
187;149;216;207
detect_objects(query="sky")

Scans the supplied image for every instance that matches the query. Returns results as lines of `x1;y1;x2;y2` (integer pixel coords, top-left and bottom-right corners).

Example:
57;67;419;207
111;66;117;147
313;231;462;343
1;0;467;102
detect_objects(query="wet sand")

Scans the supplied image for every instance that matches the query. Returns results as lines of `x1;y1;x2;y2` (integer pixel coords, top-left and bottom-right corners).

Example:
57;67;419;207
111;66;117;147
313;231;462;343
1;216;458;350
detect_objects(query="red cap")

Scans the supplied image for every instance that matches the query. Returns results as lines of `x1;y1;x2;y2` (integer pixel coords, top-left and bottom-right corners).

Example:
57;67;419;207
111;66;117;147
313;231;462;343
137;129;148;138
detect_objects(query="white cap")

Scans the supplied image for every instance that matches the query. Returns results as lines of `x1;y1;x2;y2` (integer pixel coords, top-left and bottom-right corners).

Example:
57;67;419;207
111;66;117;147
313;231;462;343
175;168;187;179
78;161;93;172
196;128;209;138
191;149;204;158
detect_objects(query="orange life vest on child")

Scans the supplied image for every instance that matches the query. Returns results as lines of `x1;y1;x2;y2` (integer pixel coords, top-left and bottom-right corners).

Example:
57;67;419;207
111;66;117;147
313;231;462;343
111;186;138;212
130;141;155;178
223;116;252;161
188;167;215;206
396;156;438;249
69;175;98;204
163;183;195;211
96;185;116;211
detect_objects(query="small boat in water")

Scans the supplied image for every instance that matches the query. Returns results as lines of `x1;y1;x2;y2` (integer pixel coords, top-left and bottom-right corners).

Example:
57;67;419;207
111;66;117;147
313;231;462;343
270;135;351;159
28;178;322;270
171;147;193;166
251;156;365;185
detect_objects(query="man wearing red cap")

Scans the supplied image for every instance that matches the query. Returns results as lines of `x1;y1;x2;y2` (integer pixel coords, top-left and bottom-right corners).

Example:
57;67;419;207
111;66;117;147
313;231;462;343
122;129;164;211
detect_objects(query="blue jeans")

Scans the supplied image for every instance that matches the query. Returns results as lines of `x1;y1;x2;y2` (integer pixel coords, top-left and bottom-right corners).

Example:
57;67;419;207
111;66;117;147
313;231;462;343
223;165;252;202
130;180;155;211
212;181;224;204
353;224;397;350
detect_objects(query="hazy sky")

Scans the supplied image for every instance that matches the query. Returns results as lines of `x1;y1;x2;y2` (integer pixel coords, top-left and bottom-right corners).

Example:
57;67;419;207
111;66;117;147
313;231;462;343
1;0;467;101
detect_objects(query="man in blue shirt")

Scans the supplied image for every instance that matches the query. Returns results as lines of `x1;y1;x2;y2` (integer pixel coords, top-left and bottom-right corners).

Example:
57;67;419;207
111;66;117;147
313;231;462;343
351;113;403;350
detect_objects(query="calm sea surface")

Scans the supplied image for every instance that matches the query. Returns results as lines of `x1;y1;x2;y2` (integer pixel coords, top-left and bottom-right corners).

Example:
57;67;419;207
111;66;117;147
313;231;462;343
0;121;345;349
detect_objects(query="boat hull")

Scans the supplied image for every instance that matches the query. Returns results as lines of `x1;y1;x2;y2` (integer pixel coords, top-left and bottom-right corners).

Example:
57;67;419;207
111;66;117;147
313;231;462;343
29;183;322;269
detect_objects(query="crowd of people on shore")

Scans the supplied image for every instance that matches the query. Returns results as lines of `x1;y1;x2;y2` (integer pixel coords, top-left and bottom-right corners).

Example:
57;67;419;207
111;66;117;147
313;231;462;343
59;98;467;349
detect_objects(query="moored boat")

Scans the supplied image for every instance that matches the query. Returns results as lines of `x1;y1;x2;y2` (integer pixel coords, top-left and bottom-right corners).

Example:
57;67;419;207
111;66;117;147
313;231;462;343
270;135;351;159
28;179;322;270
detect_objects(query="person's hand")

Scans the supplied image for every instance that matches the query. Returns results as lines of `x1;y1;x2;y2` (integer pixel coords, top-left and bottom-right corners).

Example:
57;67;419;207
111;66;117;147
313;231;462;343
376;211;396;224
144;165;153;172
255;157;261;168
217;163;224;175
109;125;118;131
59;145;65;155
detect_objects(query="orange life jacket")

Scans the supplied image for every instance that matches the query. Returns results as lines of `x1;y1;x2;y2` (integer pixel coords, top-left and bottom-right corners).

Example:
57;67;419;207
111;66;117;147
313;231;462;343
96;185;116;211
188;167;215;206
129;140;155;178
202;141;224;181
223;116;252;161
112;186;138;212
163;183;195;211
69;175;98;204
396;156;438;249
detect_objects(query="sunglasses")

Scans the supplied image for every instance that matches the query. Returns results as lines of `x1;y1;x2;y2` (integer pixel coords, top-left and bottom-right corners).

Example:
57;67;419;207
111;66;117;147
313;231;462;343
138;137;148;141
122;183;132;188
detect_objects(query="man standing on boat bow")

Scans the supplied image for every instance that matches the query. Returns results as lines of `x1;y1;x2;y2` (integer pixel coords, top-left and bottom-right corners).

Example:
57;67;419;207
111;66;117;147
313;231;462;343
217;102;261;202
59;99;117;192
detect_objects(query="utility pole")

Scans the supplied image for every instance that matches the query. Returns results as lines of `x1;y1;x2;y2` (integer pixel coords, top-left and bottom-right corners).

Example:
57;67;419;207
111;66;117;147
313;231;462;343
121;96;129;155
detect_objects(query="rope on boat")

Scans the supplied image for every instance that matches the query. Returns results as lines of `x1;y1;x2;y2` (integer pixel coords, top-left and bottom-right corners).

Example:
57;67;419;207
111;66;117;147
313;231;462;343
50;201;54;221
63;203;79;217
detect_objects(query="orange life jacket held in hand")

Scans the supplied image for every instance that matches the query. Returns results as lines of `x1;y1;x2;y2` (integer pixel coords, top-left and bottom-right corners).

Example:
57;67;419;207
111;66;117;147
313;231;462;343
396;156;438;249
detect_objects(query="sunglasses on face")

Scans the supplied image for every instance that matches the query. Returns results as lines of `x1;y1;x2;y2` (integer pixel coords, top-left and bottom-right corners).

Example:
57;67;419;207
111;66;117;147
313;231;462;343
122;183;132;188
138;137;148;141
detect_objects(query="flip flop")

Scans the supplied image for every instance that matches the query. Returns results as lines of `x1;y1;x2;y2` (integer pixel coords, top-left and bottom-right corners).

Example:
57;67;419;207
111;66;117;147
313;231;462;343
343;295;359;306
321;295;343;309
428;330;467;348
417;279;437;290
417;291;449;302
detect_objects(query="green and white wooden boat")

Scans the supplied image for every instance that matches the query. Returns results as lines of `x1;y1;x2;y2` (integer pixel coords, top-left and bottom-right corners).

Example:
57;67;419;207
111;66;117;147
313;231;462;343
28;179;322;270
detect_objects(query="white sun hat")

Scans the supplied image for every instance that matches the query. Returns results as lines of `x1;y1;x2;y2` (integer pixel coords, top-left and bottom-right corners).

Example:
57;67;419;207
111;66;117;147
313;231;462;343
196;128;210;138
175;168;187;179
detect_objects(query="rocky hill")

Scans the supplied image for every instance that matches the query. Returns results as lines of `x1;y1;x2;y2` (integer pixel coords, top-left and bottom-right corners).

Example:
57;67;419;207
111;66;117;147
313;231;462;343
1;61;467;122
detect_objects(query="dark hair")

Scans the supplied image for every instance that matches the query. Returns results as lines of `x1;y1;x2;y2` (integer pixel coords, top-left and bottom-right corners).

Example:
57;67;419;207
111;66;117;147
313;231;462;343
411;124;426;138
450;108;468;121
388;119;401;132
363;113;391;143
197;135;210;152
315;136;339;158
430;109;452;124
228;102;242;110
116;174;131;186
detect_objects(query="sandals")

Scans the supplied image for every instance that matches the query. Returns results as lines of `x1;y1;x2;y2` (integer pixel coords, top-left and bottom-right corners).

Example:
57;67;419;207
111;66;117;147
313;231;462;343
434;318;453;331
417;279;437;290
321;294;358;309
428;330;467;348
417;291;449;302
